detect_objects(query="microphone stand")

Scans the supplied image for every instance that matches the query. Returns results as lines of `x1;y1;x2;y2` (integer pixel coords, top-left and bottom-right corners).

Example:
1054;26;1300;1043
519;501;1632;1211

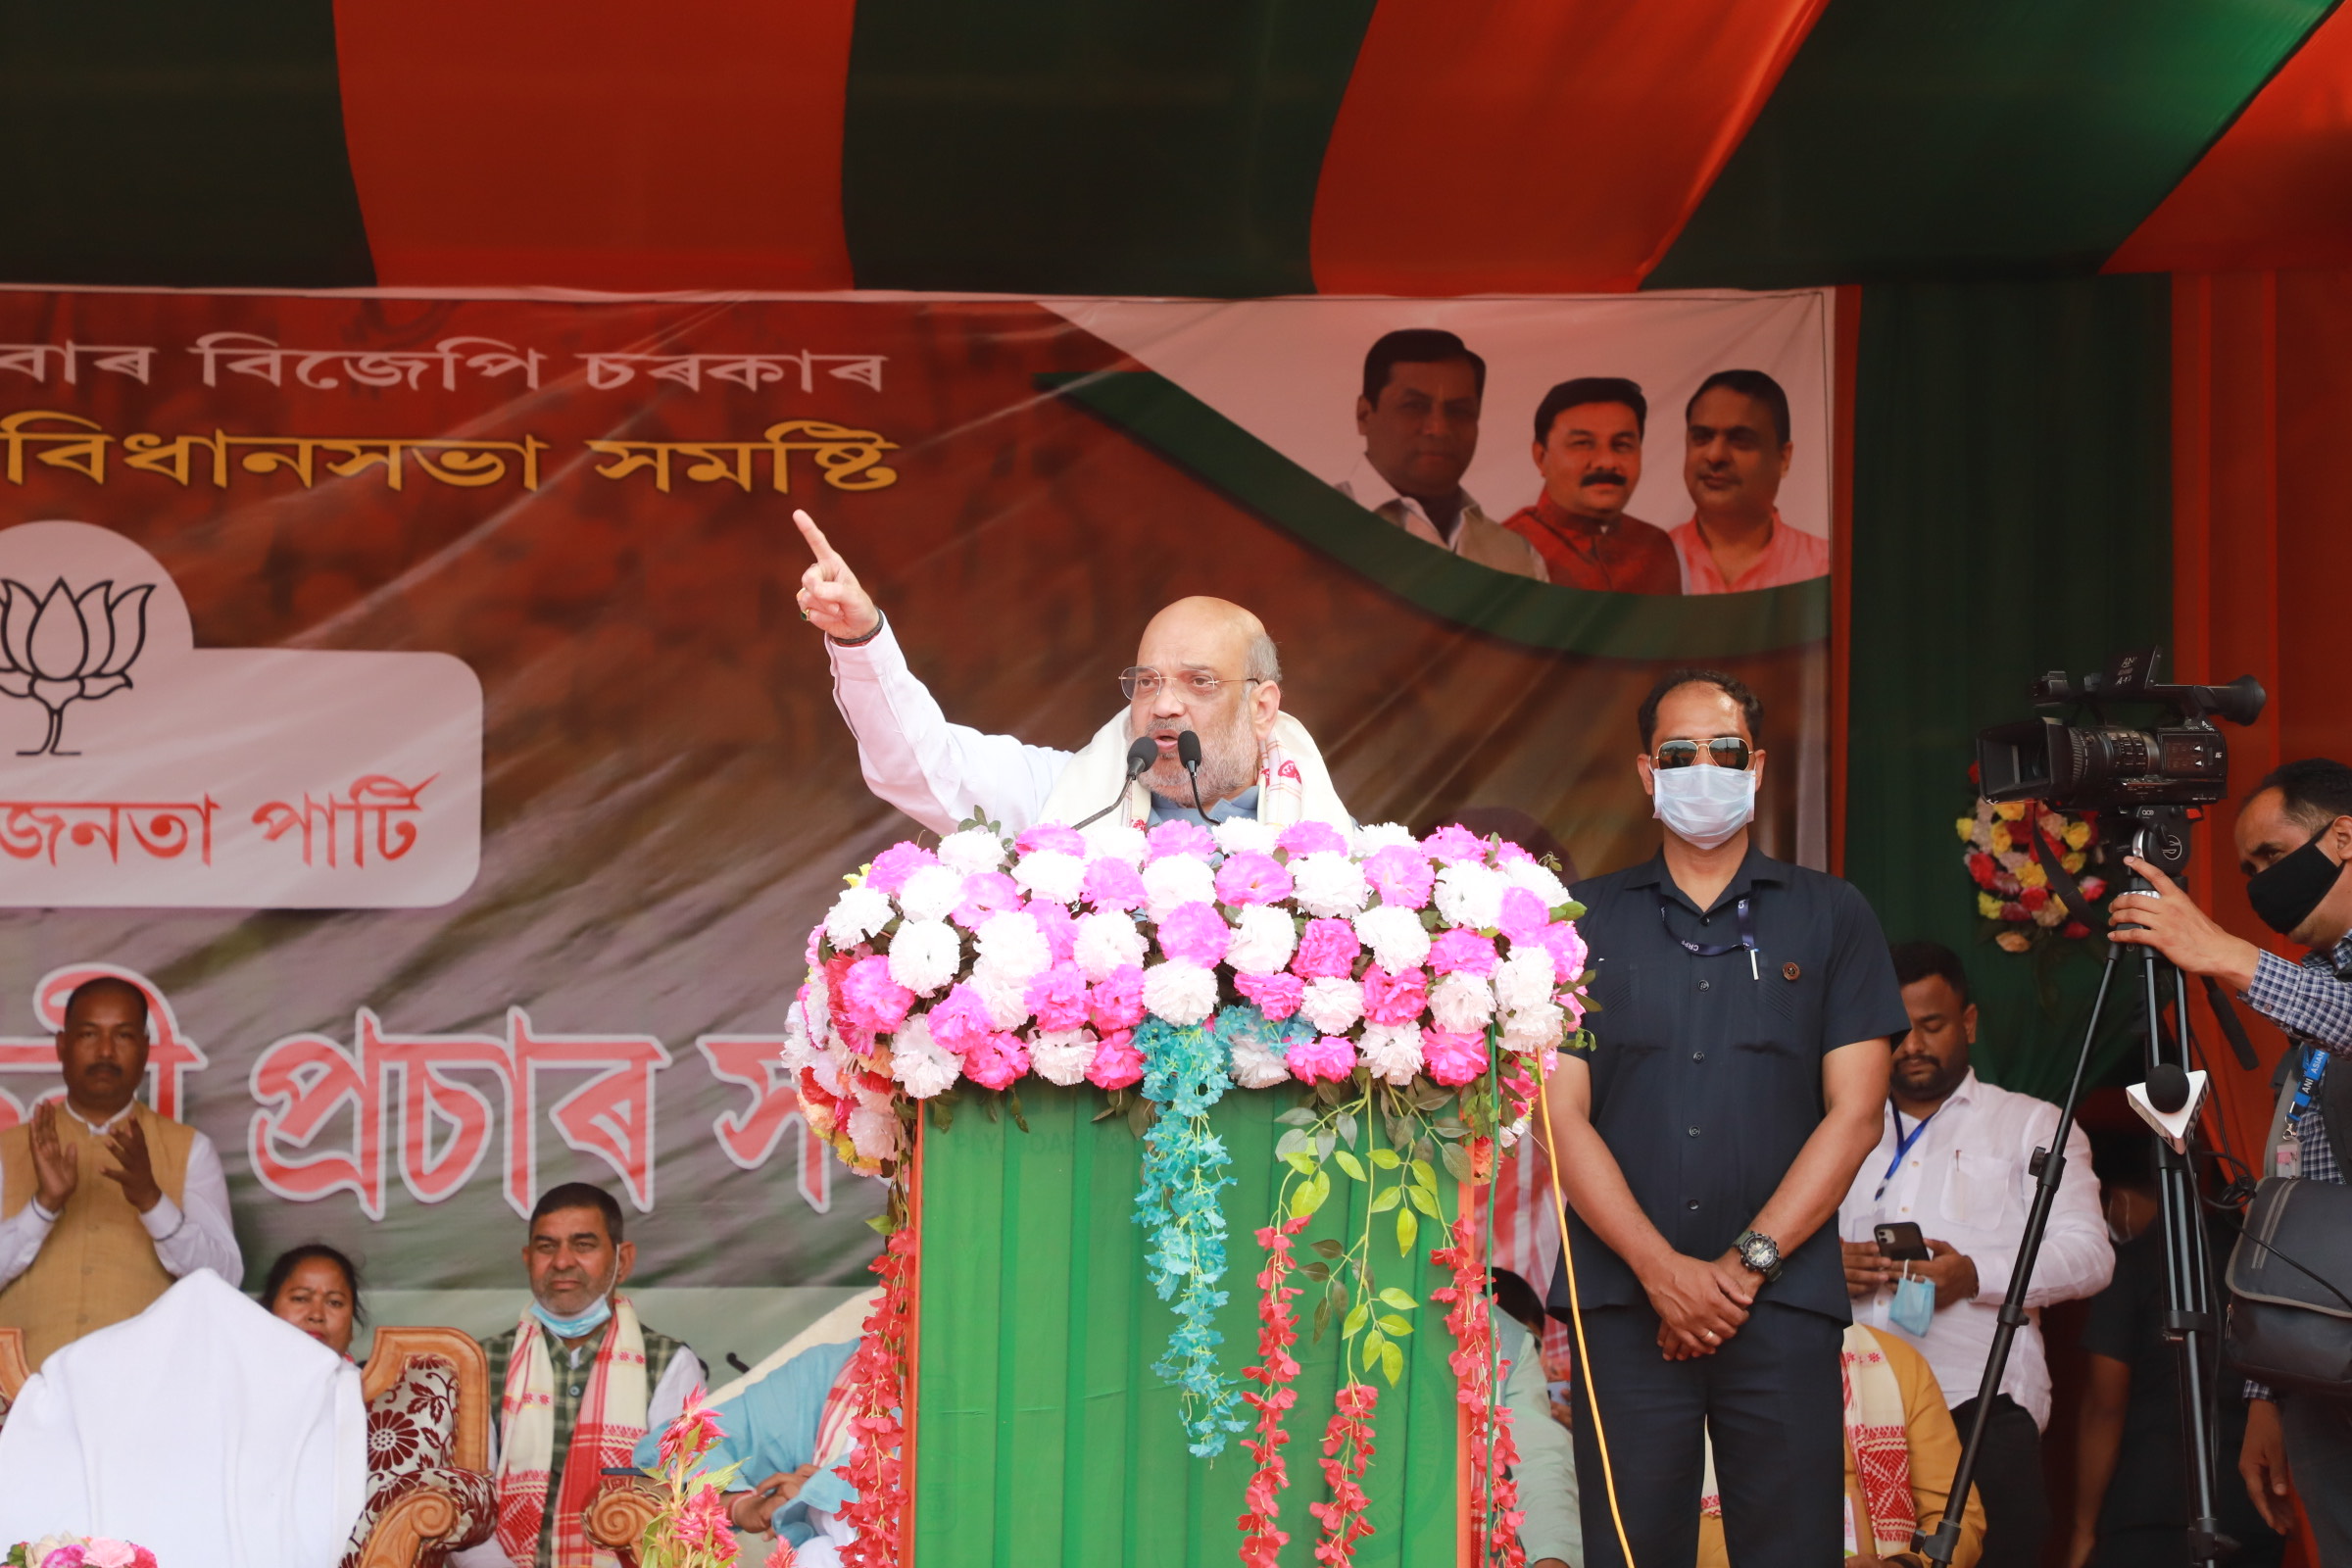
1072;738;1158;831
1918;805;2230;1566
1176;730;1216;826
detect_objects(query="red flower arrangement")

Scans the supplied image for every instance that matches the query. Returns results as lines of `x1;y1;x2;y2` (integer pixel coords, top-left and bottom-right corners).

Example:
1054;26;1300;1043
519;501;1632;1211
1306;1382;1380;1565
1237;1215;1310;1567
834;1228;916;1568
1433;1211;1526;1567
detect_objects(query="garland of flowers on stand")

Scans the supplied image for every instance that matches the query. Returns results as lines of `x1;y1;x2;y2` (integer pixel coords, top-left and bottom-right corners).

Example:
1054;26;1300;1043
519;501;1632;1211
1435;1210;1526;1568
784;814;1594;1564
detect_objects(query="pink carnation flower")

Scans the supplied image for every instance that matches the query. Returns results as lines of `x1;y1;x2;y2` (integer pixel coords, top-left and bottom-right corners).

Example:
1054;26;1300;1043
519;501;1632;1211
1288;1034;1358;1085
1275;820;1348;857
1147;819;1215;861
1024;962;1091;1033
1497;886;1550;946
1422;822;1489;864
1359;963;1430;1027
865;841;939;896
1088;965;1147;1032
1015;823;1088;858
1291;917;1362;980
1234;969;1304;1020
926;984;996;1055
1213;851;1294;906
965;1031;1031;1091
1087;1028;1144;1090
1029;899;1080;962
950;871;1022;929
1361;844;1436;909
1494;839;1536;865
1422;1026;1489;1086
1083;857;1148;911
840;956;915;1033
1539;919;1590;983
1156;902;1232;967
1428;928;1499;977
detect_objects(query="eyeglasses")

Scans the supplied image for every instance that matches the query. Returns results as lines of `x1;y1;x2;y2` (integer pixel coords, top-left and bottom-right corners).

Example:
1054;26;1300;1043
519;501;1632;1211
1652;736;1753;770
1119;667;1262;703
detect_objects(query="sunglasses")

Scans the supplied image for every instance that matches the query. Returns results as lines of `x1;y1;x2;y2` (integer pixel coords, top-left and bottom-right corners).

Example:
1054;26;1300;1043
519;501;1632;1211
1652;736;1753;770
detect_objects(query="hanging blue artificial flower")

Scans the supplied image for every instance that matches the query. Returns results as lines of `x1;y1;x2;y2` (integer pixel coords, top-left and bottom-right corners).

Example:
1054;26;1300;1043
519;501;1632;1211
1131;1014;1244;1455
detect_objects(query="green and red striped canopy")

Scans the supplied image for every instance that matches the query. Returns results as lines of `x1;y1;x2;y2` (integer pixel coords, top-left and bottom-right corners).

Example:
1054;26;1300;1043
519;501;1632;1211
5;0;2349;294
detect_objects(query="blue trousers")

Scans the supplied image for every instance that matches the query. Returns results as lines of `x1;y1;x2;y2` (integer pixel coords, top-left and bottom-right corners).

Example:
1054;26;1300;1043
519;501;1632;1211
1567;1300;1846;1568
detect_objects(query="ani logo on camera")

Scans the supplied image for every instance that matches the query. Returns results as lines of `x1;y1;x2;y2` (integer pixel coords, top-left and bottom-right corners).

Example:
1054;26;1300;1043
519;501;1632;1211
0;576;153;757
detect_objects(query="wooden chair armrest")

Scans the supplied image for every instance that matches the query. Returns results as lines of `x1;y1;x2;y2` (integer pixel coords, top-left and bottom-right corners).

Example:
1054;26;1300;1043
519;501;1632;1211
0;1327;28;1403
585;1477;665;1566
351;1486;462;1568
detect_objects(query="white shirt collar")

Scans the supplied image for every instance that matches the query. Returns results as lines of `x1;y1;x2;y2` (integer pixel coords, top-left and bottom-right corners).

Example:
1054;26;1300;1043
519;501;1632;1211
1337;455;1485;541
60;1100;137;1137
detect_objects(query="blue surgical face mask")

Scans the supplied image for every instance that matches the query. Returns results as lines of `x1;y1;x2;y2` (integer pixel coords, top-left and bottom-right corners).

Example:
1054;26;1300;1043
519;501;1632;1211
530;1292;613;1341
1650;762;1758;851
1889;1271;1936;1337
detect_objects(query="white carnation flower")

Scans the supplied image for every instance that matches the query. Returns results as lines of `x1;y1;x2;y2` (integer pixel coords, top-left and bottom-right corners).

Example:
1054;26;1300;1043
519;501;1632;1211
778;997;817;1074
1434;860;1506;931
1228;1031;1291;1089
1359;1022;1424;1086
1092;823;1150;868
897;863;965;924
847;1102;903;1164
1494;949;1557;1013
809;1046;847;1098
1498;1112;1531;1150
1013;849;1087;906
975;909;1052;980
824;884;895;950
886;918;962;996
1073;910;1147;981
1353;905;1432;973
1298;975;1364;1035
1501;1000;1567;1056
1429;971;1496;1033
1212;818;1281;858
1028;1028;1098;1087
938;827;1008;876
890;1017;961;1099
970;961;1034;1029
1142;854;1216;916
1226;905;1298;976
1349;821;1417;856
1502;856;1572;909
1291;852;1369;918
1142;960;1218;1026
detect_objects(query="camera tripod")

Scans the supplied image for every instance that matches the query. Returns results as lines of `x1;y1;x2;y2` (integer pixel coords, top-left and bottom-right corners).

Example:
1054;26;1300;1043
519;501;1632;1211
1920;804;2232;1566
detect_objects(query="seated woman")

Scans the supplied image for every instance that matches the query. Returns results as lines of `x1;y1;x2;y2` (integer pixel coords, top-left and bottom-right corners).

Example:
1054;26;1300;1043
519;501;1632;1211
264;1243;363;1359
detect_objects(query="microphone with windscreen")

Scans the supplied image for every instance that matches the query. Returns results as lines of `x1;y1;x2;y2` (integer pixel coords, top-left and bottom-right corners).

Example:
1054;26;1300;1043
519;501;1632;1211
1176;730;1213;824
2129;1061;2210;1153
1072;737;1159;831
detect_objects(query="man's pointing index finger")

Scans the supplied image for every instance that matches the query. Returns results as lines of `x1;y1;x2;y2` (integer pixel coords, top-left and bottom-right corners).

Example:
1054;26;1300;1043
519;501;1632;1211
793;509;841;573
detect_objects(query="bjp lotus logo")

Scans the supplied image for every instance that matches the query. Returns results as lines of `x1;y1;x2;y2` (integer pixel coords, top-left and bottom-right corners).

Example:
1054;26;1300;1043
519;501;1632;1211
0;578;154;756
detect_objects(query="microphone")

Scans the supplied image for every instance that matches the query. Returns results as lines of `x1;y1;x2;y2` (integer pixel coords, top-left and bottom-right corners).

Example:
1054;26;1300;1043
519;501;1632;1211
1072;736;1158;830
2128;1063;2209;1153
1176;730;1213;824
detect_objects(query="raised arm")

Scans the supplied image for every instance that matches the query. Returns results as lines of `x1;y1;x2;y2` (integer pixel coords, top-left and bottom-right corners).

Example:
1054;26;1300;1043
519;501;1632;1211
793;510;1071;835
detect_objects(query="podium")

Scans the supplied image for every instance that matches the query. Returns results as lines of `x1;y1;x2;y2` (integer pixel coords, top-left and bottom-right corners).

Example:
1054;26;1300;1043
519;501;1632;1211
907;1086;1475;1567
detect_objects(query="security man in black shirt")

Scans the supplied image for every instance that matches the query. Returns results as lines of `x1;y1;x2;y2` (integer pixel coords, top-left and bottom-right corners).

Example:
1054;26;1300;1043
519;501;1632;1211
1546;668;1910;1568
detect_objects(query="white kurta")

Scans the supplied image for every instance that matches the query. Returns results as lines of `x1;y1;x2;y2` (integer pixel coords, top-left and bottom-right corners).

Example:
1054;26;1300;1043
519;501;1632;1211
0;1110;242;1292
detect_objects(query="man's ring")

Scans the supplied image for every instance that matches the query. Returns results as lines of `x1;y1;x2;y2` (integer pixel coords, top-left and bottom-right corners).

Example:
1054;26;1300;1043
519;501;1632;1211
1704;1331;1718;1341
800;608;810;621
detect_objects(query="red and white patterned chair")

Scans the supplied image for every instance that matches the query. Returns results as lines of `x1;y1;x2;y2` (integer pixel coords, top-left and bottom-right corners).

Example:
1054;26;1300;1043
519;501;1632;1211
348;1326;497;1568
0;1325;25;1428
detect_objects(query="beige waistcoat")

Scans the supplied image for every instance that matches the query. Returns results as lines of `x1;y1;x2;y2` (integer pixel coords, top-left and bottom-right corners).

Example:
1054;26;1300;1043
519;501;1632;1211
0;1102;192;1368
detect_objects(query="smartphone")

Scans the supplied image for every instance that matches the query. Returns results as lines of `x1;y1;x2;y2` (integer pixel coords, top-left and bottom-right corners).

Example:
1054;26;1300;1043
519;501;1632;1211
1874;1221;1931;1261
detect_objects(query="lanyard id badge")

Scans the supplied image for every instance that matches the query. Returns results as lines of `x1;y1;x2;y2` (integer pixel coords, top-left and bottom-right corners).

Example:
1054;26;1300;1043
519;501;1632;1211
1873;1108;1936;1203
2279;1041;2329;1179
1659;894;1760;979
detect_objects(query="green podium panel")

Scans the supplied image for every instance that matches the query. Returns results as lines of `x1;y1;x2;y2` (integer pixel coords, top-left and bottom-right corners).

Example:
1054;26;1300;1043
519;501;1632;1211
912;1085;1463;1568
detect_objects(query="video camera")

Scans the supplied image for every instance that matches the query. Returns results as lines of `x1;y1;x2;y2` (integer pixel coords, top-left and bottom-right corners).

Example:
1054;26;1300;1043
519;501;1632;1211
1976;648;2265;812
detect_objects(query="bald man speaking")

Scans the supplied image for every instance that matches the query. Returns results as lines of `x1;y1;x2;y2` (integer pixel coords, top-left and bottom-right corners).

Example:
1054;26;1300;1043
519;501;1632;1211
794;513;1350;842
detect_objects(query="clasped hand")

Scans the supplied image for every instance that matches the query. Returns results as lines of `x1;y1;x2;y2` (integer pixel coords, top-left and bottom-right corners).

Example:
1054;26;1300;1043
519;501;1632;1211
1645;1250;1755;1359
1842;1238;1976;1307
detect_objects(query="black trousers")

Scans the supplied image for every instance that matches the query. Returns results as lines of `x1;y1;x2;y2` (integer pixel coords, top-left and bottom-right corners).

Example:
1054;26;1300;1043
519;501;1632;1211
1948;1395;2046;1568
1568;1300;1845;1568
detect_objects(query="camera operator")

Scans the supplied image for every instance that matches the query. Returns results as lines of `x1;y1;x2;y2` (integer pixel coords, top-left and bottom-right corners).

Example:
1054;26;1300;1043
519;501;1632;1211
2106;758;2352;1560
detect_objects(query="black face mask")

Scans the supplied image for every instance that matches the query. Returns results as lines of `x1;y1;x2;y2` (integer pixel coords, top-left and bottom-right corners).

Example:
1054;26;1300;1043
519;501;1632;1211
2246;833;2348;938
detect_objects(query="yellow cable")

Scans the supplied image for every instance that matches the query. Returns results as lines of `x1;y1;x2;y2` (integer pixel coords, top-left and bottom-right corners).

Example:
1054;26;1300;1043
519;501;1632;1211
1533;1072;1637;1568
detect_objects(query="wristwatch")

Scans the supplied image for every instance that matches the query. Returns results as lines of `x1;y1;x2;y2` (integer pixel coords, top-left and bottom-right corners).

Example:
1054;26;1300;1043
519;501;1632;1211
1734;1229;1784;1284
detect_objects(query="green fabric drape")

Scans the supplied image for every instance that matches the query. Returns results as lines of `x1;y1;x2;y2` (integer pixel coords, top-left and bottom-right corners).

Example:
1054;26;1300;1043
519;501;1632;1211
914;1086;1462;1567
1844;278;2173;1097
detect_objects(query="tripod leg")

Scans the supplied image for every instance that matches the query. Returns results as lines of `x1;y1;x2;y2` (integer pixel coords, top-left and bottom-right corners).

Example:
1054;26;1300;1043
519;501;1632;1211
2157;959;2230;1565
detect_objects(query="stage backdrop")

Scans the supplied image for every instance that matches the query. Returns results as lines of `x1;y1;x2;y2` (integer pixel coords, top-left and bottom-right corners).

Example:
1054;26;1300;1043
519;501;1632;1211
0;287;1834;1353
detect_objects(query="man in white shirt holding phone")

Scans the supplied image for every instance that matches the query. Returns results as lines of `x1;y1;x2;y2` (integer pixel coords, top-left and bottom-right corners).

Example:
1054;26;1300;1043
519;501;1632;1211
1839;941;2114;1567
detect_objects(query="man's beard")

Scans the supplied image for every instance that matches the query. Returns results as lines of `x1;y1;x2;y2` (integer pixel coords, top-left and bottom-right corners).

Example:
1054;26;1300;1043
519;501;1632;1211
1138;708;1262;808
1893;1053;1966;1103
